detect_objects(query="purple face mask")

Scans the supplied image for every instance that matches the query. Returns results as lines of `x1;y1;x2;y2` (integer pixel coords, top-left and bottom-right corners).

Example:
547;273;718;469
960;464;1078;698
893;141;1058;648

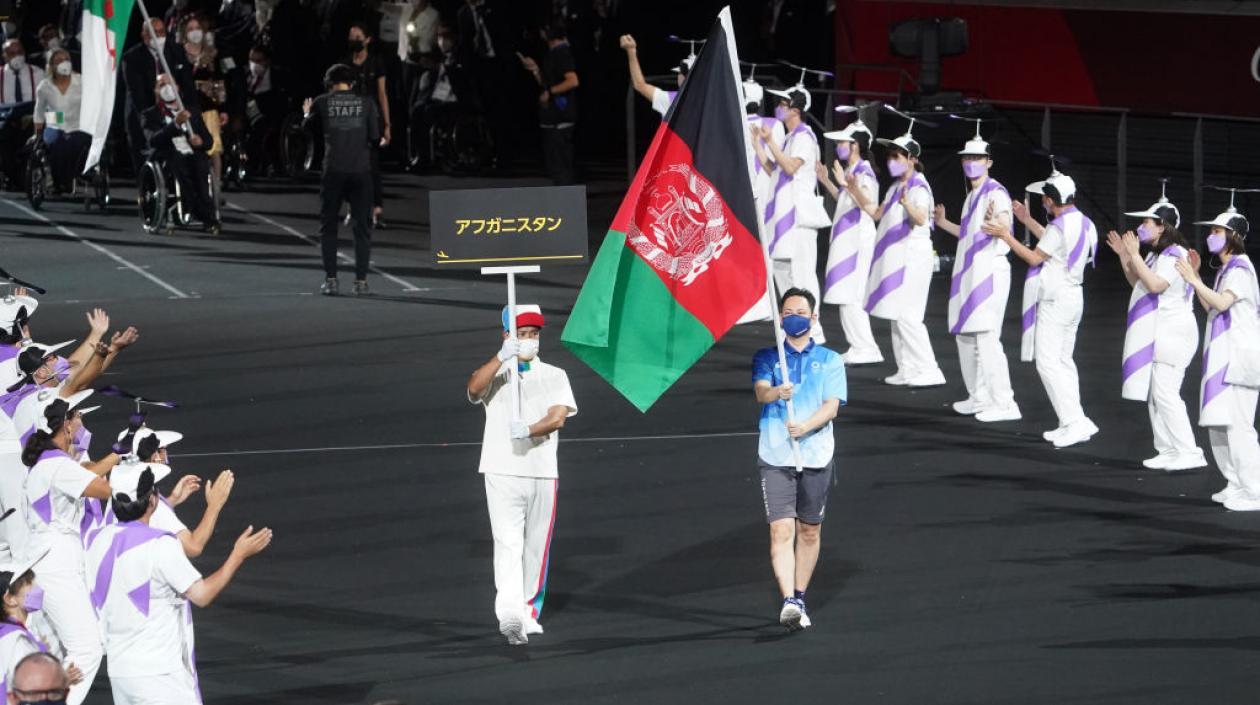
73;425;91;456
22;584;43;613
1137;223;1157;243
52;356;70;382
835;143;851;161
773;105;791;123
962;161;986;179
887;159;908;178
1208;232;1227;254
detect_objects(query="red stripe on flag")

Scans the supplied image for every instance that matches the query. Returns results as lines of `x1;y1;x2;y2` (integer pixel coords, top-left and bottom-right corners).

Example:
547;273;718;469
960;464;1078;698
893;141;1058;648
611;124;766;340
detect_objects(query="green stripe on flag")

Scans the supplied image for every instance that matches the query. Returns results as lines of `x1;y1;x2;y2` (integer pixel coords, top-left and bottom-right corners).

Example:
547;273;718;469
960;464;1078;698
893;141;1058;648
562;231;715;412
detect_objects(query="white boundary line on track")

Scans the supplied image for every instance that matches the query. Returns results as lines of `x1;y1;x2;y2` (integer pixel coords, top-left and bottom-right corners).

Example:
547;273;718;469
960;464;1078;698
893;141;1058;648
3;198;191;298
173;431;758;458
225;201;422;292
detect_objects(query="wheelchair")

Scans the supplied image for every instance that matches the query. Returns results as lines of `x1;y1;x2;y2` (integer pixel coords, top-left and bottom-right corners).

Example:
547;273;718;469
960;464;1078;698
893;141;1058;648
24;134;111;212
137;152;220;235
429;108;493;176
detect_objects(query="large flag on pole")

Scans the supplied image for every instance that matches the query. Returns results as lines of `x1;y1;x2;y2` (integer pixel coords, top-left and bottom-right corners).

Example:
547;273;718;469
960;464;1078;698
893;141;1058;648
561;7;766;412
80;0;138;171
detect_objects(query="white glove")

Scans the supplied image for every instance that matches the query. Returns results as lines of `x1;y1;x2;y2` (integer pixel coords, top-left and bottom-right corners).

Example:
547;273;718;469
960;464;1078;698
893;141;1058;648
497;338;520;362
510;420;531;440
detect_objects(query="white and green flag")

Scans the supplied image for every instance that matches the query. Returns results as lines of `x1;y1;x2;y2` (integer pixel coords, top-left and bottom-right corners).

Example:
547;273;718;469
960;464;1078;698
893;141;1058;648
80;0;137;171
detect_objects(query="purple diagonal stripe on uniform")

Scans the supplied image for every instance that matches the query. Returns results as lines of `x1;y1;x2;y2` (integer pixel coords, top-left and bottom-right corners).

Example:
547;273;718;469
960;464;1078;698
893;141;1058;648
950;274;995;335
769;208;796;253
127;582;151;616
1202;366;1230;410
825;252;860;290
865;267;906;312
830;206;861;243
90;522;171;610
1126;292;1160;327
871;219;912;264
1066;217;1091;270
1122;342;1156;381
1209;309;1232;343
1022;304;1037;332
0;385;35;418
951;233;993;298
30;493;51;525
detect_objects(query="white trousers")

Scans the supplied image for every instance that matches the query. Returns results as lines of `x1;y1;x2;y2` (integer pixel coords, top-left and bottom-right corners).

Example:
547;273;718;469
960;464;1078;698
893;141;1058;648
1034;288;1086;427
485;474;557;623
956;331;1015;408
773;227;825;342
0;452;28;564
886;241;939;378
1148;361;1200;457
1207;386;1260;496
838;304;880;357
111;670;200;705
38;562;103;705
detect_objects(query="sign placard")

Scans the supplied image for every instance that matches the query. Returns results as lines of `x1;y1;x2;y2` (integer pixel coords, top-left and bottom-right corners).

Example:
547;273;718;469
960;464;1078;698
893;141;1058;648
430;185;588;267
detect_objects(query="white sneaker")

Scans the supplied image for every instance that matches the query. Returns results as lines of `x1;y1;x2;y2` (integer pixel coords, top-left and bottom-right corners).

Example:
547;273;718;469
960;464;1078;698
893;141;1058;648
779;598;804;631
1141;452;1175;470
799;610;812;629
906;369;947;387
1163;452;1208;472
952;398;981;415
1212;484;1243;504
499;616;528;646
884;372;909;386
524;617;544;635
1053;419;1099;449
844;349;884;365
1042;427;1067;442
1224;493;1260;511
975;404;1022;423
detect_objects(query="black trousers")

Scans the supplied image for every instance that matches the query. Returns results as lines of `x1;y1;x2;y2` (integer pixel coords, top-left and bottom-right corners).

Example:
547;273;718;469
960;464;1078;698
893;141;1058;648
541;125;575;185
171;151;215;225
319;170;372;280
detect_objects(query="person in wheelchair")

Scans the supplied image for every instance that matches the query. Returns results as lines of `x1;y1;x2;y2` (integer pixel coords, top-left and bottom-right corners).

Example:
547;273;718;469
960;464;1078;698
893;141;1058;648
32;49;88;194
238;45;291;177
0;39;42;189
144;74;219;232
407;26;471;170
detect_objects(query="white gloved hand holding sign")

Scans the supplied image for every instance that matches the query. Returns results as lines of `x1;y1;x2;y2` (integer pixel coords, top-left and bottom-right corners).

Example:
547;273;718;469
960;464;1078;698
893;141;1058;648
510;420;531;440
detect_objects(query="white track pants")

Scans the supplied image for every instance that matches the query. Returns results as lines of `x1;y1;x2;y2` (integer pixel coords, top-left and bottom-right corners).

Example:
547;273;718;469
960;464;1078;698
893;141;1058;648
38;561;103;705
838;304;880;358
887;241;940;378
773;227;825;343
1034;288;1086;427
110;670;200;705
1208;387;1260;496
956;330;1015;408
485;474;557;623
1148;361;1200;457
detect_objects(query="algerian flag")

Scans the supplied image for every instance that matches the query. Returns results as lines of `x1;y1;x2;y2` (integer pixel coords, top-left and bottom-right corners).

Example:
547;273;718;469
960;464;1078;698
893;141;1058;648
80;0;138;172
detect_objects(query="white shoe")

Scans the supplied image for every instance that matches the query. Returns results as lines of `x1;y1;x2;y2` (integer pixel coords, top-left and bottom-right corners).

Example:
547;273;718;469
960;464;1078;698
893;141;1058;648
1162;452;1208;472
843;349;884;365
524;617;544;635
1042;427;1067;442
1224;493;1260;511
975;404;1022;423
884;372;909;386
779;599;803;631
1053;419;1099;449
952;398;981;415
907;369;947;387
799;610;812;629
499;617;528;646
1141;452;1175;470
1212;484;1243;504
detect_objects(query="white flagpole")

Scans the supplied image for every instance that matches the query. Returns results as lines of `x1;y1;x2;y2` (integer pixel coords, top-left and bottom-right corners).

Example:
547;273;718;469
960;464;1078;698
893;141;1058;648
719;7;804;473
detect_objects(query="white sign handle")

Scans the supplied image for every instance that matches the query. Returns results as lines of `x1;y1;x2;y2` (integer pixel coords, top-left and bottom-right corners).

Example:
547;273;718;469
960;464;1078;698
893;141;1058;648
482;266;540;437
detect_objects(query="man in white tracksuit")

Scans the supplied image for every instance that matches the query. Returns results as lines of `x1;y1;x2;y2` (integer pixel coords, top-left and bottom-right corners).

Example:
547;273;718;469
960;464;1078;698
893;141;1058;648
934;135;1020;422
997;171;1100;448
753;86;825;343
467;305;577;646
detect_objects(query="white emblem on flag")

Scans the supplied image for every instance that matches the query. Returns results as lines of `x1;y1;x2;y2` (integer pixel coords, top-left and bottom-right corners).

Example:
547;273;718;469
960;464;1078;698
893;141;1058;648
626;163;732;286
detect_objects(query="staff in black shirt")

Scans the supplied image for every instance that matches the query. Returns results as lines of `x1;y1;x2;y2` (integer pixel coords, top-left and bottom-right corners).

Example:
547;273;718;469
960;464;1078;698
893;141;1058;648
303;64;382;297
520;20;578;185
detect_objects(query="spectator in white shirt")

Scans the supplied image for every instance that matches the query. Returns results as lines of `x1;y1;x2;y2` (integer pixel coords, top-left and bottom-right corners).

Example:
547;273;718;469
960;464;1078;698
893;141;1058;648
0;40;43;105
33;49;88;193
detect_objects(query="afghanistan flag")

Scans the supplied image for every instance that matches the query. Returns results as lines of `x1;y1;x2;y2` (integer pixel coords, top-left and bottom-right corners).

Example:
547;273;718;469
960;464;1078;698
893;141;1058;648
561;7;767;412
80;0;138;171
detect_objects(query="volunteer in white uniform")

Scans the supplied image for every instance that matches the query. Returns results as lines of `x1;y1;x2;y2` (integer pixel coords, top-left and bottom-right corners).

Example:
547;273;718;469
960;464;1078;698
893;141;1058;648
619;34;689;118
817;118;882;364
1106;194;1205;471
0;291;37;364
846;129;945;386
0;554;84;694
1176;206;1260;510
753;87;826;343
934;134;1020;420
996;170;1099;448
466;305;577;646
87;464;271;705
19;391;112;705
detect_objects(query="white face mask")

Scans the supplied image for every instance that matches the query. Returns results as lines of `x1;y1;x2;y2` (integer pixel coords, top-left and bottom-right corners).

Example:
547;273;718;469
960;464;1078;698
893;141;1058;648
152;35;166;52
186;29;204;44
518;339;540;361
159;84;177;103
7;55;25;72
46;38;62;51
55;61;71;77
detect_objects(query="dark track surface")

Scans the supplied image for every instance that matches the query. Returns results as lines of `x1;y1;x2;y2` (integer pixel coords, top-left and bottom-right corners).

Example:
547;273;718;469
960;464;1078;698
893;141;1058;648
3;169;1258;705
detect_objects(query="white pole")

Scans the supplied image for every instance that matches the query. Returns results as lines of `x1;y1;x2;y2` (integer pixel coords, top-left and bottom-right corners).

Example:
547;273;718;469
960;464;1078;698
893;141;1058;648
505;271;522;427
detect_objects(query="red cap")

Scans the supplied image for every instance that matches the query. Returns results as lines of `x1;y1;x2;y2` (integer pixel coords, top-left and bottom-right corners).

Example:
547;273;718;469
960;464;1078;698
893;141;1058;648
516;311;545;329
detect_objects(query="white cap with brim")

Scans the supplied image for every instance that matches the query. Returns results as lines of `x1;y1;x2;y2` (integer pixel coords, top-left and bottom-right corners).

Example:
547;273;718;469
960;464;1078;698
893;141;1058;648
766;87;811;112
1195;210;1249;237
742;79;763;106
0;294;37;330
1027;173;1077;204
116;427;183;459
957;138;991;157
1125;201;1181;229
33;389;95;434
823;121;872;143
0;547;47;595
109;461;171;502
876;134;921;158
